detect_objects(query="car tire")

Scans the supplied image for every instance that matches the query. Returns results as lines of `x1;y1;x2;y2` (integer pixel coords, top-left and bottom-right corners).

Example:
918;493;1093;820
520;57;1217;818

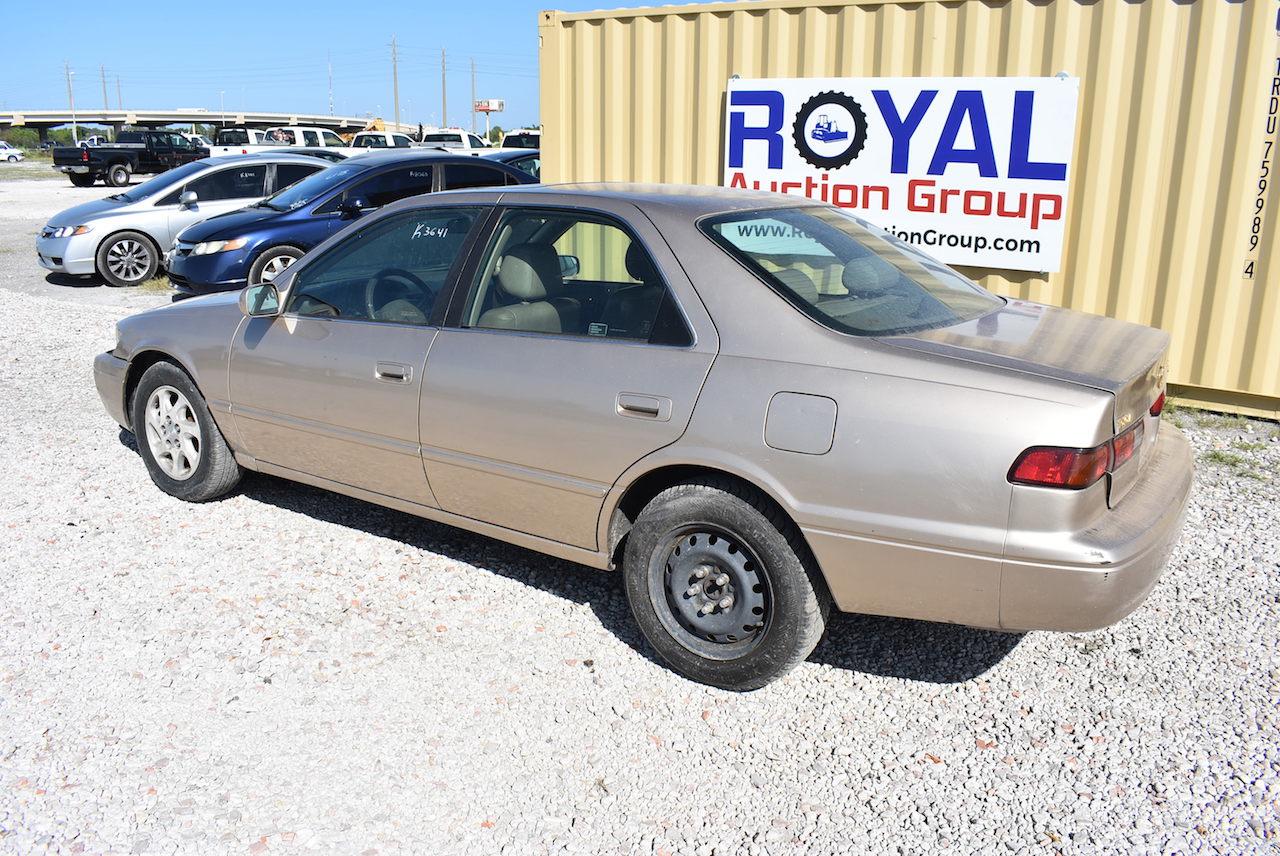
5;155;16;163
96;231;160;287
130;361;242;503
622;477;830;691
106;163;131;187
248;245;303;285
69;173;95;187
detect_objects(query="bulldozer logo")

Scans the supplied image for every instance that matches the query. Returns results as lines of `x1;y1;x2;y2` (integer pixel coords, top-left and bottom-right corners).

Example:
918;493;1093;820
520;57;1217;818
792;91;868;169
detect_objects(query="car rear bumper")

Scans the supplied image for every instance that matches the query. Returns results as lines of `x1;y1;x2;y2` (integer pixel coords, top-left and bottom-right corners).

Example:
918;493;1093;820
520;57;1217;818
94;351;130;430
56;165;91;175
997;423;1193;632
803;423;1193;632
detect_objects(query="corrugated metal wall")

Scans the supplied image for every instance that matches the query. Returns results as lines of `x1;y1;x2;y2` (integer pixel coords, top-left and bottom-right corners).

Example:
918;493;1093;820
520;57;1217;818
540;0;1280;417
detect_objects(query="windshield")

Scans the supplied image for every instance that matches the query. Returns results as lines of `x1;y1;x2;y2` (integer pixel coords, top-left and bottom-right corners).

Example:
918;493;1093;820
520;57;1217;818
262;162;357;210
114;160;209;202
702;206;1003;337
354;135;386;148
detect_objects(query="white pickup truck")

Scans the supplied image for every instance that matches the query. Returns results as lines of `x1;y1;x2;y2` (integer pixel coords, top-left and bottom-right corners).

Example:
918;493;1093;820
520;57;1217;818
419;128;497;153
209;126;351;157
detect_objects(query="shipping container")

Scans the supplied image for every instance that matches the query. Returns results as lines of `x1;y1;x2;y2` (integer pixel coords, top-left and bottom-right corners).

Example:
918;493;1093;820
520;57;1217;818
540;0;1280;417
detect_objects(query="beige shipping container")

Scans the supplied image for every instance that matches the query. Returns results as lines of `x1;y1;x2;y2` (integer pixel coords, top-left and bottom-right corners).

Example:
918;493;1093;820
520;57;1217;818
539;0;1280;418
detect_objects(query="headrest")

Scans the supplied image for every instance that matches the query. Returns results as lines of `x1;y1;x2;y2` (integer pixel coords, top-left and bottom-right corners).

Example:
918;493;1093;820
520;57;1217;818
498;243;560;301
625;242;658;283
772;268;820;304
841;255;901;294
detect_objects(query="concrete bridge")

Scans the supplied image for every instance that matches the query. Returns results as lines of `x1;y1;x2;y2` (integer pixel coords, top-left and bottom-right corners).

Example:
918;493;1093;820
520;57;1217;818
0;108;415;140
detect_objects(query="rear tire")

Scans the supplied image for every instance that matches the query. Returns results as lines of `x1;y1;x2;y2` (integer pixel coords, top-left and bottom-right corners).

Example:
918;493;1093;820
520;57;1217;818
248;245;303;285
130;361;241;503
96;231;159;287
69;173;95;187
622;477;829;690
106;163;130;187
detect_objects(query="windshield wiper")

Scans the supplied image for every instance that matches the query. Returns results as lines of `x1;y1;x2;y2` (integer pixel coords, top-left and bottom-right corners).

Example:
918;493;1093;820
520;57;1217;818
107;193;129;201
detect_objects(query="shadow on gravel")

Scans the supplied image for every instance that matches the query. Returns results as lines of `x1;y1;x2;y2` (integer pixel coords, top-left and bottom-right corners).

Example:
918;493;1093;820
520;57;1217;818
117;431;1021;684
45;272;100;289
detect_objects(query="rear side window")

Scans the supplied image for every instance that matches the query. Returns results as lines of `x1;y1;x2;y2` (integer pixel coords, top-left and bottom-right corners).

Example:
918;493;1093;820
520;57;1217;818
347;165;434;207
302;130;320;146
186;164;269;201
702;207;1003;336
274;163;323;192
355;135;386;148
443;164;511;190
393;135;413;148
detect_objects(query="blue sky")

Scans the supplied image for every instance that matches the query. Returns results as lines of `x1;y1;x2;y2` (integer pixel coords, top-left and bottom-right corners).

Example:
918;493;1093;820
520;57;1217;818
0;0;620;129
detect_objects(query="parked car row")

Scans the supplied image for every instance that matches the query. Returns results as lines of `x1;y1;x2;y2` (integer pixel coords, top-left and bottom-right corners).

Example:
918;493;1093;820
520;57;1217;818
38;148;539;288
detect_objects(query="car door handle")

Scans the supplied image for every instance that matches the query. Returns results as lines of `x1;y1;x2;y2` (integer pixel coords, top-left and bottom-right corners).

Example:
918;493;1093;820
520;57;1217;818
374;362;412;383
617;393;672;422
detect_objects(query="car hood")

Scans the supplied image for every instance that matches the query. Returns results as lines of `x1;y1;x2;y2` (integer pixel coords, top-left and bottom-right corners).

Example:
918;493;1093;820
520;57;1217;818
883;299;1169;432
178;205;283;242
48;196;130;227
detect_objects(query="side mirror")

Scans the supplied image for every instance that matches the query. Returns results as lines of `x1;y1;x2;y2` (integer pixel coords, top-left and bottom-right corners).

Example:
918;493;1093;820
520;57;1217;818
337;196;370;219
178;190;198;208
558;254;580;279
239;282;280;317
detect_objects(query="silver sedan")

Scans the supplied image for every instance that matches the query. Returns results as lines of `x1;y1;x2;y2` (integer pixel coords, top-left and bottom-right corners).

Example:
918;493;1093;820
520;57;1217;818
92;184;1192;689
37;153;329;287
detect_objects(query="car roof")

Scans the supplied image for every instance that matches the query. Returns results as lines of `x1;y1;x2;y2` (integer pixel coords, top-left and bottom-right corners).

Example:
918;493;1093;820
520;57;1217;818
201;152;334;166
455;182;809;216
346;149;499;166
482;149;539;162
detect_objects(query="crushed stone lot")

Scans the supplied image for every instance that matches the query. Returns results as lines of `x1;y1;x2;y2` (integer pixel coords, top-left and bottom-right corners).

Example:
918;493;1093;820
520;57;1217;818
0;177;1278;855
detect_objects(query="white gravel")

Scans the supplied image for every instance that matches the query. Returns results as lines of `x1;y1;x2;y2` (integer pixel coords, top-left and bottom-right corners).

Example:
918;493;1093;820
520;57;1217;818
0;177;1278;855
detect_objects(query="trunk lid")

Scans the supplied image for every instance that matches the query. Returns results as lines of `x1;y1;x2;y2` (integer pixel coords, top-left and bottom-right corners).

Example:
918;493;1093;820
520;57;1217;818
883;299;1169;504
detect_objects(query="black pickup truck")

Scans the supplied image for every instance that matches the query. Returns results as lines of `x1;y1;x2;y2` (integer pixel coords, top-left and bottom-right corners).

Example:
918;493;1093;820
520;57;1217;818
52;131;209;187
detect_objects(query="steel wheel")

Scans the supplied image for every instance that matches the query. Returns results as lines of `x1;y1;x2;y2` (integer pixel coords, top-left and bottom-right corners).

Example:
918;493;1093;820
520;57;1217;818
143;385;202;481
105;239;152;283
260;253;296;281
648;525;771;660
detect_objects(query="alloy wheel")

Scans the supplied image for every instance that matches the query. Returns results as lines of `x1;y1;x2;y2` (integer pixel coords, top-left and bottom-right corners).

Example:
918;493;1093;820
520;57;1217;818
106;239;151;283
144;385;201;481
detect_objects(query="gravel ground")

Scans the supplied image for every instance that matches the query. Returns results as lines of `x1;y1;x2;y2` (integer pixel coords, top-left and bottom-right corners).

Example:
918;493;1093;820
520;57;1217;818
1;176;1278;855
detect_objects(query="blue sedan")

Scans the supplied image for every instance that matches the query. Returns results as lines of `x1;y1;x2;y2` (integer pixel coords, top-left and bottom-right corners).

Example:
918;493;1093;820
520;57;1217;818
167;150;536;295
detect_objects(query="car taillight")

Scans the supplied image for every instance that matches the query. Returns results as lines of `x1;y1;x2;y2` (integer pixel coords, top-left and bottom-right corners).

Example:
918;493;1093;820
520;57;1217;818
81;148;89;162
1009;421;1146;489
1150;390;1166;417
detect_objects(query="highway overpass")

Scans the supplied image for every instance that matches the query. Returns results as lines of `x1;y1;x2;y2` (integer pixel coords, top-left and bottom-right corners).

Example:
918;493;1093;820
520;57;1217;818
0;108;415;139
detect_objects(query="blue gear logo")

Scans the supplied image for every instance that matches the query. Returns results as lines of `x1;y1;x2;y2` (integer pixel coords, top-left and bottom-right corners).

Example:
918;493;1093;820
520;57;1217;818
792;91;868;170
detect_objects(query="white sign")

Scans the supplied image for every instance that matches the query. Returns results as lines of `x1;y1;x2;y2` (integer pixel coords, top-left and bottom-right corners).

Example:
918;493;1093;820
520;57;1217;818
723;76;1081;272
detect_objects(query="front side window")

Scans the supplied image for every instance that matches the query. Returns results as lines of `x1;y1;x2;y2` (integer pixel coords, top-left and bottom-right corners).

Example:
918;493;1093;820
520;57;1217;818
702;207;1003;336
393;135;413;148
322;130;344;147
185;164;269;201
302;130;320;146
462;208;691;345
343;165;434;208
286;207;482;325
509;155;540;179
263;162;365;211
468;134;486;148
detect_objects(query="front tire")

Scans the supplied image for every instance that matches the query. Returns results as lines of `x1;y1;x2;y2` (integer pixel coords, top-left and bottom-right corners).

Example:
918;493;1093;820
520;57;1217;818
106;163;130;187
69;173;95;187
622;478;829;691
130;361;241;503
248;245;303;285
96;231;159;287
6;155;17;163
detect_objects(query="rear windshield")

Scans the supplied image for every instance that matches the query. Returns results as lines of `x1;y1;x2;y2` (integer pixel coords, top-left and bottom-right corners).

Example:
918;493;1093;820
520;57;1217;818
501;133;539;148
422;133;462;146
215;129;252;145
702;206;1003;337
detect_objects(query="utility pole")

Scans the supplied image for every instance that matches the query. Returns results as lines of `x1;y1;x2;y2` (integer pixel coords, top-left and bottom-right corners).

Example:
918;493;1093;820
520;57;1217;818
100;65;111;140
64;63;78;145
327;52;334;116
440;49;447;128
390;36;400;131
115;75;122;110
219;90;225;127
470;58;476;134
